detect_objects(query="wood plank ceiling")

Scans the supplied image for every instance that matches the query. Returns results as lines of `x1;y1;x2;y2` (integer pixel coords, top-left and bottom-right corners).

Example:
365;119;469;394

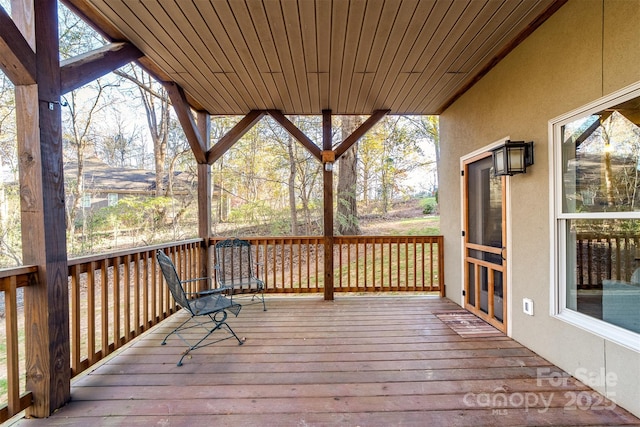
65;0;565;116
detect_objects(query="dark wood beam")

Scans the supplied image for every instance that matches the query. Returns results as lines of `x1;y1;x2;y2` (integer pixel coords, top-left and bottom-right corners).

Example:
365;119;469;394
267;110;322;161
334;110;389;159
196;111;211;291
0;5;35;84
322;109;334;301
60;42;142;93
207;110;265;164
62;0;206;112
14;0;70;417
165;82;207;164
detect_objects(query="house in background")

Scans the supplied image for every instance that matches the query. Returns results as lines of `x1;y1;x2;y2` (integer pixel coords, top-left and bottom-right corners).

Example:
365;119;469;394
63;156;199;214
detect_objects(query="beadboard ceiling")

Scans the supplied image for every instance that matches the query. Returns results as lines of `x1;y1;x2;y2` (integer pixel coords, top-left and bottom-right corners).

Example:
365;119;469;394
65;0;565;115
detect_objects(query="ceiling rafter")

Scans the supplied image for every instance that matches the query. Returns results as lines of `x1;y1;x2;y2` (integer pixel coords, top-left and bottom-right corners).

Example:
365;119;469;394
61;42;142;93
165;82;207;164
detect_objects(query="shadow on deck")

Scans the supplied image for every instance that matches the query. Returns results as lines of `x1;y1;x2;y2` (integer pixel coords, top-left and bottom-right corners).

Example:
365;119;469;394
14;296;640;426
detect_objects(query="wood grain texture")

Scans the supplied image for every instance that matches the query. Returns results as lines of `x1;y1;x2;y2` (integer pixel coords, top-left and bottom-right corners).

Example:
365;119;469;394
267;110;322;161
14;0;71;418
0;6;35;84
13;296;640;426
165;82;207;163
60;42;142;93
61;0;564;115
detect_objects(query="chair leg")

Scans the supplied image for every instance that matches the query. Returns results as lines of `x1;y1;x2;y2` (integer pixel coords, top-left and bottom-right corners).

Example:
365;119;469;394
161;315;192;346
260;289;267;311
164;311;244;366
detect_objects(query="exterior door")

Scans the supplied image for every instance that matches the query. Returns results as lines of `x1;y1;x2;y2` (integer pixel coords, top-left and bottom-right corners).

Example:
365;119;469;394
463;152;507;332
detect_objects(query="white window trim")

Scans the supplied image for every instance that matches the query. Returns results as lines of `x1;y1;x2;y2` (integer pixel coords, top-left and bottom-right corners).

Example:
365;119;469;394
549;81;640;352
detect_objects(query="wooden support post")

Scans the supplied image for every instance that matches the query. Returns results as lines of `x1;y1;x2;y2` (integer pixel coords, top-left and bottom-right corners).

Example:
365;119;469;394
197;111;211;291
322;110;334;301
13;0;71;417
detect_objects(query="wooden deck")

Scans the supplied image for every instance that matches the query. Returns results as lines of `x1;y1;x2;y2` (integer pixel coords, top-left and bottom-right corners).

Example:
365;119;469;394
13;296;640;426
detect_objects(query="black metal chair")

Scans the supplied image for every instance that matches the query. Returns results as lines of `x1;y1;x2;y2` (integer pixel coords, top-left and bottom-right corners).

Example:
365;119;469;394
214;238;267;311
156;249;243;366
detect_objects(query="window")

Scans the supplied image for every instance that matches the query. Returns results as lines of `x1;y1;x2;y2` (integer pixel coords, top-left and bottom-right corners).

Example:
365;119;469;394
107;193;118;207
81;194;91;208
552;82;640;350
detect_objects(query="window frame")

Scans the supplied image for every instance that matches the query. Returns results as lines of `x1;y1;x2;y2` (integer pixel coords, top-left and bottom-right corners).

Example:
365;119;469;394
550;81;640;352
107;193;118;207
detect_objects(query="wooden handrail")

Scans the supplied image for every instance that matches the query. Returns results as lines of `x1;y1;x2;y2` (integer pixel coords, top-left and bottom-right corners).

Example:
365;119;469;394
210;235;444;295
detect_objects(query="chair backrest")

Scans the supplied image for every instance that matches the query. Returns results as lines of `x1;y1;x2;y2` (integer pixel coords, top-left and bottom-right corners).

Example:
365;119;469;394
156;250;191;311
215;238;256;285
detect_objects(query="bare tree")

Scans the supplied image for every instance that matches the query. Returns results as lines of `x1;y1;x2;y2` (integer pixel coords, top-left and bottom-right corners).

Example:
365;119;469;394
97;108;142;168
0;74;16;176
62;82;109;237
114;66;170;197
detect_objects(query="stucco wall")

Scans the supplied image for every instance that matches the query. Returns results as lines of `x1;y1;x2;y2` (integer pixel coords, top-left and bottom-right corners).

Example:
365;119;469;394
439;0;640;417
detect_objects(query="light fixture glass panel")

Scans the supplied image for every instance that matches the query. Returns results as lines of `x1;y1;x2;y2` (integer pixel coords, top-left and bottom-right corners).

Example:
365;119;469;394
508;146;525;170
494;150;505;175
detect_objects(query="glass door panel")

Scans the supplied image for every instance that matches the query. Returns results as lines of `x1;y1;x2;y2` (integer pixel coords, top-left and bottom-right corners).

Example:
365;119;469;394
463;153;507;332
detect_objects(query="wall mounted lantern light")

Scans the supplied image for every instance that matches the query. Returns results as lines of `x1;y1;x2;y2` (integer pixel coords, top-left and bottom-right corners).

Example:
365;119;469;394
490;140;534;176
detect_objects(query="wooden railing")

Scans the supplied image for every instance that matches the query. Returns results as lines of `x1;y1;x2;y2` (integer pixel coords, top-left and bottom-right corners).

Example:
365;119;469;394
0;266;36;422
66;239;204;376
0;234;444;421
0;239;203;422
576;233;640;288
210;235;444;294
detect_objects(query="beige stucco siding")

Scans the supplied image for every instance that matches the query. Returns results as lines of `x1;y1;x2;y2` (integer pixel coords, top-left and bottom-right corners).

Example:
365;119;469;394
439;0;640;417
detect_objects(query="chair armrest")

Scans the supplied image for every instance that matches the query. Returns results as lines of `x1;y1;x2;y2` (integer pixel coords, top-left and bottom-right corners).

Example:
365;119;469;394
196;288;226;296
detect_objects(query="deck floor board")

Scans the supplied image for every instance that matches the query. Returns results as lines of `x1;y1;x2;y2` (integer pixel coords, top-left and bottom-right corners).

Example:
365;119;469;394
15;296;640;426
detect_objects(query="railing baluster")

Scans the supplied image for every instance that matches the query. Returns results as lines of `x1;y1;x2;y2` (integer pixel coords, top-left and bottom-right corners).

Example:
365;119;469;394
6;277;19;416
101;259;109;358
70;264;81;374
315;239;320;290
113;256;121;350
306;240;311;291
281;239;286;291
123;255;130;344
370;238;374;290
87;262;96;365
429;241;434;290
134;253;141;336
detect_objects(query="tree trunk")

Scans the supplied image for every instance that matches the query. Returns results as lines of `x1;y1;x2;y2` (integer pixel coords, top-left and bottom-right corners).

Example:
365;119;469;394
286;134;299;235
337;116;361;235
